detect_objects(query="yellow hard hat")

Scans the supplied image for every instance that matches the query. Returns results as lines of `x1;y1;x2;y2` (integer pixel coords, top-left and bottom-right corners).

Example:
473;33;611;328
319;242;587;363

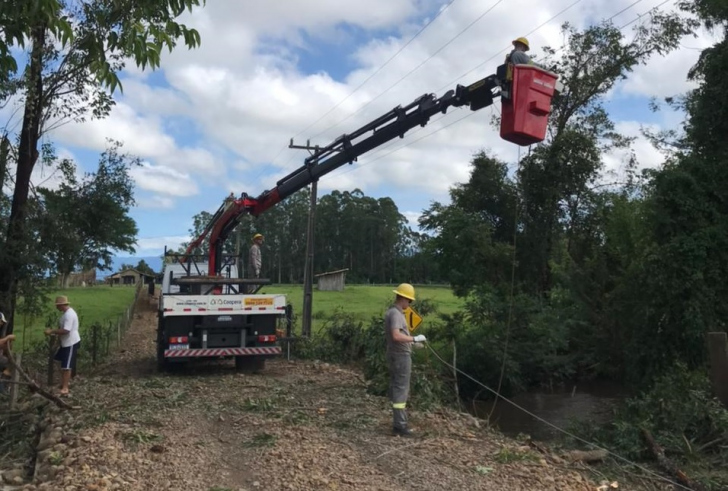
393;283;416;301
512;37;530;51
253;233;263;240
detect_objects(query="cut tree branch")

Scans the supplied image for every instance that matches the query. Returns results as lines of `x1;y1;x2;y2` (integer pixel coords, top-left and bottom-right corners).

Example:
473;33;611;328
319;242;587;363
641;428;706;491
6;349;78;410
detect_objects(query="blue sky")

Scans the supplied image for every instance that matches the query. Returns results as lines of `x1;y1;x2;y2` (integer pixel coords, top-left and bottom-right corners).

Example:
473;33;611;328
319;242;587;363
3;0;719;258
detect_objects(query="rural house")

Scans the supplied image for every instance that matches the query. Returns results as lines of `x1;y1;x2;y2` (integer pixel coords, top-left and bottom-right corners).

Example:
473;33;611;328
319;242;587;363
106;268;154;286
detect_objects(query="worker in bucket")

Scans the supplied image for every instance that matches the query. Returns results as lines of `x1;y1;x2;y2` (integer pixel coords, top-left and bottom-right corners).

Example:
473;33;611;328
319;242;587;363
385;283;426;437
247;233;264;293
508;37;533;66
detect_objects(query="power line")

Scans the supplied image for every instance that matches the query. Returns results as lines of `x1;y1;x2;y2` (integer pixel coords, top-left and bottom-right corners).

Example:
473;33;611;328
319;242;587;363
291;0;462;140
426;343;691;490
433;0;586;95
264;0;462;171
326;0;673;181
310;0;508;141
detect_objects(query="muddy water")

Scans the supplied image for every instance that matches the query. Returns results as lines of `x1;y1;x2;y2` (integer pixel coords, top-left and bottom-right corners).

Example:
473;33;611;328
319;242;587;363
471;381;627;441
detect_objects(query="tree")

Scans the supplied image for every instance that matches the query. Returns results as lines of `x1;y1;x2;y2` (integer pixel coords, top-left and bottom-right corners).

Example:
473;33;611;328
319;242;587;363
135;259;155;276
0;0;204;332
613;0;728;383
38;142;138;287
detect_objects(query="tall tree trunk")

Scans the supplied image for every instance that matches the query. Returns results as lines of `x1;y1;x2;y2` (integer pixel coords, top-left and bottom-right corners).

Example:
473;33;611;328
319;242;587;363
0;25;46;334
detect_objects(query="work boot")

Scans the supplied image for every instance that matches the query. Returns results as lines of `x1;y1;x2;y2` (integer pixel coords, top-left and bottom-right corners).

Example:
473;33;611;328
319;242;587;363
392;426;414;438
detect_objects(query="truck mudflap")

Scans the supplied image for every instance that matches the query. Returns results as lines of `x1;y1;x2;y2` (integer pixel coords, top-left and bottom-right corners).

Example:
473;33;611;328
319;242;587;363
164;347;281;358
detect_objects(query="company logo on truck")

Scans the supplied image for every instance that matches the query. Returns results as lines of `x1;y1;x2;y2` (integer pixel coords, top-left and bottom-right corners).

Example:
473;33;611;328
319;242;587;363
209;298;243;306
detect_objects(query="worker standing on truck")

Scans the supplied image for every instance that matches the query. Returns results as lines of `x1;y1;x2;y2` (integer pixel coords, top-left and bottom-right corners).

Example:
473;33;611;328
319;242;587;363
385;283;427;437
247;233;264;293
45;296;81;396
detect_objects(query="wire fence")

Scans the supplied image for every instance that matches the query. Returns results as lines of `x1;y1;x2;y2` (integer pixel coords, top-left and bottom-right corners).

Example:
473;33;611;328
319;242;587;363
1;281;145;408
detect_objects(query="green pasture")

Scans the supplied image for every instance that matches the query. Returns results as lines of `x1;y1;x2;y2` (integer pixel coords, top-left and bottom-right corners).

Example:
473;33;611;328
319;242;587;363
12;286;137;350
259;284;462;332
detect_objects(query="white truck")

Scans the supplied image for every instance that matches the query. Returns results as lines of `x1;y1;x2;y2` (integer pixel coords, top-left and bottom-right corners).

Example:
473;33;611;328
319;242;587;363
156;261;288;371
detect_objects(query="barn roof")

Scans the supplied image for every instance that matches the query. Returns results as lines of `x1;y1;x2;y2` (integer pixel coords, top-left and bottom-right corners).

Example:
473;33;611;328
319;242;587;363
314;268;349;278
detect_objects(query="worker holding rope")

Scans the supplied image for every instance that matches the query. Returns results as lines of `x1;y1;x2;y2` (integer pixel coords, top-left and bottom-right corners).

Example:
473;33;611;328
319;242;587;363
385;283;426;437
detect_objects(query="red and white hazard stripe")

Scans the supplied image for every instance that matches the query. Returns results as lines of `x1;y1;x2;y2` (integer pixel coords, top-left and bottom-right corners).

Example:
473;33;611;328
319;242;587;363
164;347;281;358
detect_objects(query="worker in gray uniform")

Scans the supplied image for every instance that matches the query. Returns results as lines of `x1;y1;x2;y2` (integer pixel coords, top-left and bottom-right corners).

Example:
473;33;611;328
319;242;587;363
247;233;264;293
384;283;426;437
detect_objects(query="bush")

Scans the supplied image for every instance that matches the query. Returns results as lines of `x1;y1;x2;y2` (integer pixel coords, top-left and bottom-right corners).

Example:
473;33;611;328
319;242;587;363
294;309;450;408
585;363;728;472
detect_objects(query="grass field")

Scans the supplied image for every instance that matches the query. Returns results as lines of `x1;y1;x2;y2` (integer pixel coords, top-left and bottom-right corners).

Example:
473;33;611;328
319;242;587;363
259;284;462;332
12;286;138;350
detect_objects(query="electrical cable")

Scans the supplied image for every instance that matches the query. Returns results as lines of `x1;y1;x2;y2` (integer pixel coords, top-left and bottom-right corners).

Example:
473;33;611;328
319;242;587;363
424;342;693;491
310;0;508;140
292;0;462;140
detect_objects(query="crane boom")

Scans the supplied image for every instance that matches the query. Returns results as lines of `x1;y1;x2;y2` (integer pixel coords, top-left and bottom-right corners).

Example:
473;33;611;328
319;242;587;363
183;63;560;277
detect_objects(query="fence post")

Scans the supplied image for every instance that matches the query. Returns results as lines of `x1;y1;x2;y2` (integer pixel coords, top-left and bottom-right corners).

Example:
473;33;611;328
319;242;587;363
46;337;55;387
708;332;728;409
9;353;21;410
91;323;98;365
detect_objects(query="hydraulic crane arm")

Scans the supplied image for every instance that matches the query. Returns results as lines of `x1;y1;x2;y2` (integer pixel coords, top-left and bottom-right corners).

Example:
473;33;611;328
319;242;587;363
252;74;501;216
186;71;505;276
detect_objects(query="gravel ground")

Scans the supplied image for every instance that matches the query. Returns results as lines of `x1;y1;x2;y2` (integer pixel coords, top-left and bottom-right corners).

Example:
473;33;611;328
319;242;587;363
3;296;627;491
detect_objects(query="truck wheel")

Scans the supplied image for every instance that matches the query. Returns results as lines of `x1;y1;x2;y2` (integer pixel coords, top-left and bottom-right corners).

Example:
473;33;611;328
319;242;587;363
156;342;168;372
235;357;265;372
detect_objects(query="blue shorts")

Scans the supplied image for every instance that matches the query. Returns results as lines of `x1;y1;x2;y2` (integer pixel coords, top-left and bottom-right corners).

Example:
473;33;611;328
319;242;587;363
54;342;80;371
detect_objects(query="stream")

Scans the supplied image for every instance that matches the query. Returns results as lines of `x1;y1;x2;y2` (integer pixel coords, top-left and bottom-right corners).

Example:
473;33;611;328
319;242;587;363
471;380;627;441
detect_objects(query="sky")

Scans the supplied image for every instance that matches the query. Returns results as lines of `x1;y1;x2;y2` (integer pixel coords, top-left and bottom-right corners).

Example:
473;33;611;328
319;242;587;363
5;0;721;258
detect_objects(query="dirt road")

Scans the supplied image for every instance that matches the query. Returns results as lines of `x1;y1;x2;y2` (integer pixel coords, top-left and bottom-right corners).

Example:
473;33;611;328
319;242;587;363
20;298;602;491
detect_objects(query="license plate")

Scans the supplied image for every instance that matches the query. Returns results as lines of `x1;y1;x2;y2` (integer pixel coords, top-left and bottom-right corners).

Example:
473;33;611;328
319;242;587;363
169;344;189;350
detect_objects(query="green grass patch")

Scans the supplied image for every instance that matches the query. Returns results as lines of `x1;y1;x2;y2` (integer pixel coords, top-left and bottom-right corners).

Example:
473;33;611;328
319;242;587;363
13;286;137;349
259;284;461;332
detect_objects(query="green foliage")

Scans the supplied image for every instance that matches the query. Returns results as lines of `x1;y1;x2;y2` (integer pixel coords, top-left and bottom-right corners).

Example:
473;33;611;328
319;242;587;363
182;187;442;284
591;364;728;467
293;309;450;409
38;141;139;279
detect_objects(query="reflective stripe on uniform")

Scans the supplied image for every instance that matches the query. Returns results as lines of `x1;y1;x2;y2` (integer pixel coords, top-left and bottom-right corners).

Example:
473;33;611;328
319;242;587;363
392;402;406;409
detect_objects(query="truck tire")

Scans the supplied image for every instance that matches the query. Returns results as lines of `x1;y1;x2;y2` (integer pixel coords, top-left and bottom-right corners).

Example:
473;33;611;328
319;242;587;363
156;323;169;372
156;339;168;372
235;356;265;372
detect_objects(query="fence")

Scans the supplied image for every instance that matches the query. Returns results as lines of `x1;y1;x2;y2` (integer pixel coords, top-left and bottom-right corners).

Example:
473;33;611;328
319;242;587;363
1;281;145;406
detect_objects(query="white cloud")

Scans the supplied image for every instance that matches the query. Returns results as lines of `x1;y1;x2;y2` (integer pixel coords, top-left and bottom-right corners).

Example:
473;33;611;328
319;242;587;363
136;195;176;209
135;235;190;255
601;120;668;183
129;162;199;197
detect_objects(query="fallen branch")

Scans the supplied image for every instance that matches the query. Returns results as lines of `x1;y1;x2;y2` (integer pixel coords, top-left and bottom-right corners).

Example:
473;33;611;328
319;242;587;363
6;350;77;410
641;428;706;491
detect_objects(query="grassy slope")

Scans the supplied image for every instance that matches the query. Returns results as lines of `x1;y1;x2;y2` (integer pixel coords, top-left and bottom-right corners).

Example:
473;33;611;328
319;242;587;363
13;286;137;349
260;284;462;331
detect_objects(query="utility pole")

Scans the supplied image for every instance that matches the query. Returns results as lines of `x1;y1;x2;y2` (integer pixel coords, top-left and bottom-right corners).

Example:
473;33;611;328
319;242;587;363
289;139;319;338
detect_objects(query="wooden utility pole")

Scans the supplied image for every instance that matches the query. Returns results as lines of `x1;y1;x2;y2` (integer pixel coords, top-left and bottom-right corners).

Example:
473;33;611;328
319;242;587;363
708;332;728;408
235;225;243;281
289;139;319;338
302;179;317;338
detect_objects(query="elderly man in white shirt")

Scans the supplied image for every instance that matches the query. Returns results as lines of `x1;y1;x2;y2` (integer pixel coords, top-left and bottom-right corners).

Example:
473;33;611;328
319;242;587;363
45;296;81;396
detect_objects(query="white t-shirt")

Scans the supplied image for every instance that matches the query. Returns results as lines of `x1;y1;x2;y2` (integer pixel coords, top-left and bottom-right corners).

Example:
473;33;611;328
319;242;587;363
59;307;81;348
